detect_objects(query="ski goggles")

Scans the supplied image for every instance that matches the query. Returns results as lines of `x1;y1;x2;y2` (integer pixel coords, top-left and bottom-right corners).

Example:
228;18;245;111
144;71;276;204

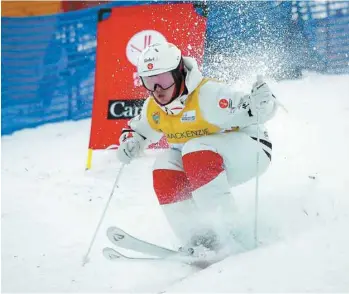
141;72;175;92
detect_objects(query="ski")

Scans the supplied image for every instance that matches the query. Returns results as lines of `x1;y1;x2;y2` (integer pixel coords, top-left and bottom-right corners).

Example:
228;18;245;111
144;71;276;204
102;247;211;268
106;226;178;258
103;247;160;261
105;226;249;267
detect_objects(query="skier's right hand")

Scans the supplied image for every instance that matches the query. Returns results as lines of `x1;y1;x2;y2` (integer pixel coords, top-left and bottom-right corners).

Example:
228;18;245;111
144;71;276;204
117;129;146;164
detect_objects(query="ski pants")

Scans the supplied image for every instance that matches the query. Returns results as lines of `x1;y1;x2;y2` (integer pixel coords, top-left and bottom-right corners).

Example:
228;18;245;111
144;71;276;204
152;131;271;246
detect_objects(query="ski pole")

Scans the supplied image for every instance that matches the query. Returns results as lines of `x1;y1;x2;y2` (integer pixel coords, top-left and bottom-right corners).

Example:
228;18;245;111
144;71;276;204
82;163;125;266
253;74;263;248
254;110;260;248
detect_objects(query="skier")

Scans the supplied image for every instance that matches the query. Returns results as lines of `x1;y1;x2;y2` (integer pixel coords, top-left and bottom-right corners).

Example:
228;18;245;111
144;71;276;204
116;42;278;254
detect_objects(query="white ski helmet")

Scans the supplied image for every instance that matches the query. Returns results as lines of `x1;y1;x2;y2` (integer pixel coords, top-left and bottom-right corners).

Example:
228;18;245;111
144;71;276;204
137;42;182;77
137;42;187;115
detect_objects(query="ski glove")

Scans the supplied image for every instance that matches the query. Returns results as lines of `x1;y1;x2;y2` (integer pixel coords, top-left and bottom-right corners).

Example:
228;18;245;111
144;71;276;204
249;80;276;117
117;129;146;164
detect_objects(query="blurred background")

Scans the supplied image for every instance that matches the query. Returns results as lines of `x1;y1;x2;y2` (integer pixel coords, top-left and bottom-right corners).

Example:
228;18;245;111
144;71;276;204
1;1;348;135
1;1;109;16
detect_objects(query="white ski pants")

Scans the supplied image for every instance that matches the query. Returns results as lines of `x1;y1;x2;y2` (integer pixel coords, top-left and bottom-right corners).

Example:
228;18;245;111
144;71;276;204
152;131;271;246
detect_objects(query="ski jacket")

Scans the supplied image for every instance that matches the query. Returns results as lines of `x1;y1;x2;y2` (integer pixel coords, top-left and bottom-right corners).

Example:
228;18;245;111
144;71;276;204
128;56;276;151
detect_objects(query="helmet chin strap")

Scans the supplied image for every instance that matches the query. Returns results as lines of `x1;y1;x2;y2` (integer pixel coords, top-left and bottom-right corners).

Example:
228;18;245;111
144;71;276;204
177;79;186;98
169;79;185;102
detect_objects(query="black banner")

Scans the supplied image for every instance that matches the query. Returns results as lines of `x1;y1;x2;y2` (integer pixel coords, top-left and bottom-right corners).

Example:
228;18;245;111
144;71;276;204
107;99;145;119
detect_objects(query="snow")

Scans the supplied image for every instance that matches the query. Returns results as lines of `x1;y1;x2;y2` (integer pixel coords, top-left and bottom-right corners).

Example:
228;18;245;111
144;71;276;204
2;74;349;292
166;221;349;293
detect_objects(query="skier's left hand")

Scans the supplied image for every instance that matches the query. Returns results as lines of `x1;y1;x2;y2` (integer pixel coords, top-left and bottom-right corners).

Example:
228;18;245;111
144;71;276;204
249;79;276;116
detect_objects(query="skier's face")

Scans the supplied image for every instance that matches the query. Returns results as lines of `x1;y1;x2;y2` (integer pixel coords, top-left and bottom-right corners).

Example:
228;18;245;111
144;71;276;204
152;84;176;105
141;71;176;105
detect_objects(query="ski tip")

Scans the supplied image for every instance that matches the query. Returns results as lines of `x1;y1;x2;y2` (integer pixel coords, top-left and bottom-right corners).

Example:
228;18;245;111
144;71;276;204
106;226;117;234
106;227;126;244
106;226;126;236
103;247;123;260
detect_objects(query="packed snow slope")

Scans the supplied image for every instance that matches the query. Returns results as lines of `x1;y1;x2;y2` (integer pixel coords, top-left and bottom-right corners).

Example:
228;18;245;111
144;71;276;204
2;74;349;292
